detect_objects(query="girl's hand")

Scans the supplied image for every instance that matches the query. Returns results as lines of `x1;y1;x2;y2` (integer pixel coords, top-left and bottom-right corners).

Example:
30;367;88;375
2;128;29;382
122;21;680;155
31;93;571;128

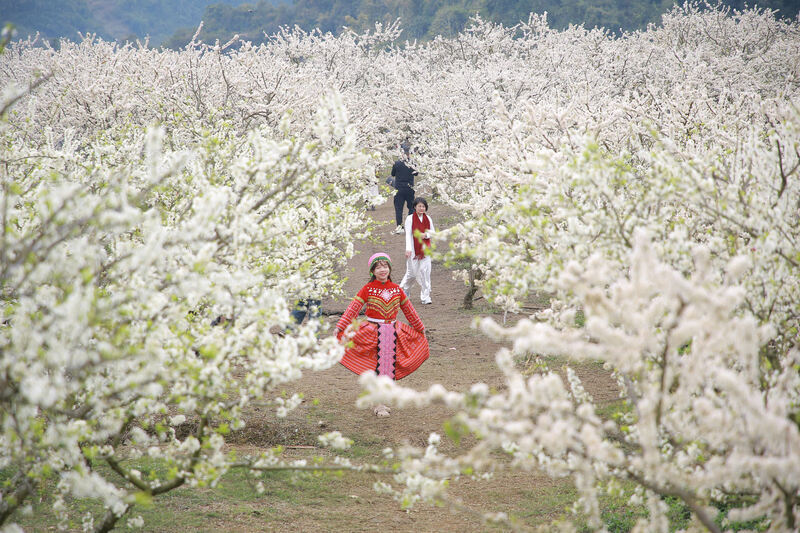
405;250;412;258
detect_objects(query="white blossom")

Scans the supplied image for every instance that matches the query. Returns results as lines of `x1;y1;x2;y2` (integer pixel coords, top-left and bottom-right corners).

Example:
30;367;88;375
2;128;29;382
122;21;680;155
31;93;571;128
318;431;353;450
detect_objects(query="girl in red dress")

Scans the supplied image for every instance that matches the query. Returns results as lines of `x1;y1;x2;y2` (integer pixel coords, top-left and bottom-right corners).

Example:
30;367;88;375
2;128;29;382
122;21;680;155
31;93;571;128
335;252;429;417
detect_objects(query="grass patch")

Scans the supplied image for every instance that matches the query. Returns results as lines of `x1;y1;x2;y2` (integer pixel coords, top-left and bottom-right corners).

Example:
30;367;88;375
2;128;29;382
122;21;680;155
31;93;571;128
574;309;586;327
6;453;754;533
436;213;465;229
595;398;631;422
714;496;769;531
510;484;579;521
338;433;387;460
6;456;380;532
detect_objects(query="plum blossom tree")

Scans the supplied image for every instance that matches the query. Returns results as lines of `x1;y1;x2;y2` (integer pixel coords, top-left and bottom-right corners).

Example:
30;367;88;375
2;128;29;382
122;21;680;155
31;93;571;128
357;3;800;531
360;230;800;531
0;44;380;530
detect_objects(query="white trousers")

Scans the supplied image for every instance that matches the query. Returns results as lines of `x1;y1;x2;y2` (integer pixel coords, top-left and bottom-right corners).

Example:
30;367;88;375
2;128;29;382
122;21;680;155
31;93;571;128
400;256;432;303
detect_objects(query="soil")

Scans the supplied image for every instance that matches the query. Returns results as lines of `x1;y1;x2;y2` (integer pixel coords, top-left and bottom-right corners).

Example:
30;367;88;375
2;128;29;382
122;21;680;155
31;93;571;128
226;196;619;532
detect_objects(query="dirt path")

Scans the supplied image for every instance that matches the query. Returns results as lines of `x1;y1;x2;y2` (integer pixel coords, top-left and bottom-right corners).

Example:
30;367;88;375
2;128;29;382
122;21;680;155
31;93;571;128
284;197;511;449
230;197;619;532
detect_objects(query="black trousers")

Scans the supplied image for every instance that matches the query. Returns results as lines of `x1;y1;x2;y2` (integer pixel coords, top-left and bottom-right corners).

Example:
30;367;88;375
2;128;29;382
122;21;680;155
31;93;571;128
393;187;414;227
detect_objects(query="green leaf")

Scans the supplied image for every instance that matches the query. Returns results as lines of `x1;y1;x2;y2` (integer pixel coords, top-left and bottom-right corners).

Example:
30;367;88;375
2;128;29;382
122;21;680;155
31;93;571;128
133;491;153;506
443;420;462;446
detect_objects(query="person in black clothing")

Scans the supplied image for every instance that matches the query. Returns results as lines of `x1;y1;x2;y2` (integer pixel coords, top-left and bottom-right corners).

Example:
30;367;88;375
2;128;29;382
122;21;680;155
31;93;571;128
391;146;418;234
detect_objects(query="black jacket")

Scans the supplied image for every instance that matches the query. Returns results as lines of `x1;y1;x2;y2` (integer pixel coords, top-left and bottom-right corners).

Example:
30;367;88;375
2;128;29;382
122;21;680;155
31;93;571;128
391;159;418;189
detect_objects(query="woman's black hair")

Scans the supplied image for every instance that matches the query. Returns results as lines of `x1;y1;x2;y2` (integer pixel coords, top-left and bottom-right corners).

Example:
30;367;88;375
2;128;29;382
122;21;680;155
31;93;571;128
412;197;428;211
369;259;392;282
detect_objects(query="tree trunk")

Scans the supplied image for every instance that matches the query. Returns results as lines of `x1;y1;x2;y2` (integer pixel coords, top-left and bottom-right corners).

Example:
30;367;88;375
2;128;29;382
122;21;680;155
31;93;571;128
462;265;482;309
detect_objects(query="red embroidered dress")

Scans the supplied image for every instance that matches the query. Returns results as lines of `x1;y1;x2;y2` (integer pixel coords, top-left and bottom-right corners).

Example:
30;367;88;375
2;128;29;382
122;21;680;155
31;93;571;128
336;280;429;379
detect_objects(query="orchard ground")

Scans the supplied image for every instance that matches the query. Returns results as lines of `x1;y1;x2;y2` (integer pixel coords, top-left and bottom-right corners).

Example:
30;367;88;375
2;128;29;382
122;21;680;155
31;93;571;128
221;196;621;532
19;197;623;532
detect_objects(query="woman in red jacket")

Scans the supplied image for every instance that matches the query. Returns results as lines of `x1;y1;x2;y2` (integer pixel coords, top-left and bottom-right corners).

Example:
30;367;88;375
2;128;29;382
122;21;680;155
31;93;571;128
335;252;429;417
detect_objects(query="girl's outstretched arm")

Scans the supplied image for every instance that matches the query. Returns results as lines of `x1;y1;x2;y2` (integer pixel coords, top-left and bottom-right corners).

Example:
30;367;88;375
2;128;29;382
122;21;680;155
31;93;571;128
335;294;365;339
399;293;425;334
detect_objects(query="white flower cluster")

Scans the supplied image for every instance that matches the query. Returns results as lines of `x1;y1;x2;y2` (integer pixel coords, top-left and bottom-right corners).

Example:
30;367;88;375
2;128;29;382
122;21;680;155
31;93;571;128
0;27;385;529
361;5;800;528
363;231;800;529
317;431;353;450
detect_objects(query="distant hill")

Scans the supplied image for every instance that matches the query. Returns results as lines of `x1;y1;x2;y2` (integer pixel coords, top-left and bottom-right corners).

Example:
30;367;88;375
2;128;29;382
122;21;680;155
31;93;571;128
1;0;100;43
0;0;278;46
162;0;800;49
2;0;797;49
